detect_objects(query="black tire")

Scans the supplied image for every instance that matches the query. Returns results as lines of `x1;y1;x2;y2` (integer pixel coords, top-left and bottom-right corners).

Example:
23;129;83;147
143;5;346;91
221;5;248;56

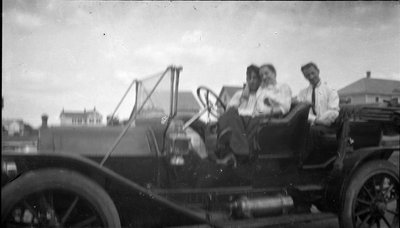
1;168;121;228
340;160;399;228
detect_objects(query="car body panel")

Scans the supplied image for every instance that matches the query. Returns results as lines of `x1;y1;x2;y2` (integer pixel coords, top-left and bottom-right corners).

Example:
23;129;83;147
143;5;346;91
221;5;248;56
1;152;212;226
2;66;399;227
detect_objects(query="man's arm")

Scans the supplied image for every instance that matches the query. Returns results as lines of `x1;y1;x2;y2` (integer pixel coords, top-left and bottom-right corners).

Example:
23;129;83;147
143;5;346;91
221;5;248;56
275;84;292;115
297;87;318;124
255;84;292;116
328;88;340;113
308;112;317;124
314;87;339;126
227;90;243;109
296;88;307;103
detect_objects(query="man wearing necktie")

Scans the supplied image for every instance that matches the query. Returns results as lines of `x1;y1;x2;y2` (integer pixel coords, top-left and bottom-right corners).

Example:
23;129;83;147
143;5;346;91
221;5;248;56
297;62;339;126
297;62;340;160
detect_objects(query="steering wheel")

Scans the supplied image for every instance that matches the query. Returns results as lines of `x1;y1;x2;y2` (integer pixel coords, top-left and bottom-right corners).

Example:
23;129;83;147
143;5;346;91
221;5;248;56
196;86;226;118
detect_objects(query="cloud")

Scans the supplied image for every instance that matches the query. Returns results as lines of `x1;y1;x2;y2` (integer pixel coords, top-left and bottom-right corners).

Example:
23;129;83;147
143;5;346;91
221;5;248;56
181;30;205;44
135;41;228;67
114;70;135;84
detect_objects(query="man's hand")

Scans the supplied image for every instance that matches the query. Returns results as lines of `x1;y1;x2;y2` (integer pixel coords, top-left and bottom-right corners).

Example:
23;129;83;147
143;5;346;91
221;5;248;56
314;117;331;126
315;111;338;126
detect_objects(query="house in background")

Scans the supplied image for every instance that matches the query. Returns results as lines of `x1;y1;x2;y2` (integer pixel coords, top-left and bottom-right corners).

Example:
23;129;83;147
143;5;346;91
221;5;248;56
2;119;39;152
60;107;103;126
2;119;25;136
216;86;242;114
176;91;201;116
338;71;400;105
1;98;39;152
218;86;243;106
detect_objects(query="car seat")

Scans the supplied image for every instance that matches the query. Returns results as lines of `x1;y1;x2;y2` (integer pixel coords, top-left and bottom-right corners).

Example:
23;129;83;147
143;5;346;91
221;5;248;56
255;103;311;161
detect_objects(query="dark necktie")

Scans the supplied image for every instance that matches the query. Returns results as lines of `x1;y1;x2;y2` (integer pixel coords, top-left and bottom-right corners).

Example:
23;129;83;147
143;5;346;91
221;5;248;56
311;86;316;115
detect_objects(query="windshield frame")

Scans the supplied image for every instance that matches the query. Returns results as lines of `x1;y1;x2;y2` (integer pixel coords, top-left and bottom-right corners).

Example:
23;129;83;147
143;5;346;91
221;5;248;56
100;65;182;166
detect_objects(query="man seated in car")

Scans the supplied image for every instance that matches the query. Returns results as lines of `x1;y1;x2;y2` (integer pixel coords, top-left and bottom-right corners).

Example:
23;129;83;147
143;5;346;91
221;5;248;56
211;63;292;165
255;64;292;117
296;62;340;160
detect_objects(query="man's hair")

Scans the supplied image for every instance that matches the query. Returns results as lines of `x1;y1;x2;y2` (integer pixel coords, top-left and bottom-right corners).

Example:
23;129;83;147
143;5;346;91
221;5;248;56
246;64;260;79
260;64;277;76
301;62;319;72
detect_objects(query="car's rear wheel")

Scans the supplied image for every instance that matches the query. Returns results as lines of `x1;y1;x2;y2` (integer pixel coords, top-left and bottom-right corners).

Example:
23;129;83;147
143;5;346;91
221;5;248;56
1;169;121;228
340;160;399;228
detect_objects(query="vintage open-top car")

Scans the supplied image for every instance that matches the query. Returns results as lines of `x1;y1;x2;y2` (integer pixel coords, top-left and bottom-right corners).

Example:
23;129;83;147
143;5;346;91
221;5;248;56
2;66;399;228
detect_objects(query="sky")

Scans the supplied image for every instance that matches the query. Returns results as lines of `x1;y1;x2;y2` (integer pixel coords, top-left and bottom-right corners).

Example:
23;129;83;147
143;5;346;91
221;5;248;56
2;1;400;127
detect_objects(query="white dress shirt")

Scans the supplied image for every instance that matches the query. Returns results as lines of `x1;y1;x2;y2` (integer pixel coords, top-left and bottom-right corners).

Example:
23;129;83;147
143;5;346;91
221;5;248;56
254;83;292;116
297;81;339;125
228;90;258;116
228;83;292;117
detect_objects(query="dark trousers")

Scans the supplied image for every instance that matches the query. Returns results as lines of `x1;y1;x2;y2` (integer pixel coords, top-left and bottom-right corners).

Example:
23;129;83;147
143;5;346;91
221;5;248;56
218;108;261;156
304;125;338;161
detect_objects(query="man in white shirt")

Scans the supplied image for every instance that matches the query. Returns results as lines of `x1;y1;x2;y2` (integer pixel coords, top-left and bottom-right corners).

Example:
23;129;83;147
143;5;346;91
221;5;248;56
228;64;292;117
297;62;340;160
217;64;262;159
255;64;292;117
227;66;262;116
297;62;339;126
217;64;292;162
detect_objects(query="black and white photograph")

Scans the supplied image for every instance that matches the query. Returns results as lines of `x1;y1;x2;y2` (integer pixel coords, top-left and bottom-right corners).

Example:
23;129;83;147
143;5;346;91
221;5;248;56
2;1;399;227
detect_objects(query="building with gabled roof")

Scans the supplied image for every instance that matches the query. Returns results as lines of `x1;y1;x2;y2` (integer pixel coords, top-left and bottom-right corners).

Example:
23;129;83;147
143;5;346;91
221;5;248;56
2;119;39;152
177;91;201;115
338;72;400;105
60;107;103;126
219;85;243;106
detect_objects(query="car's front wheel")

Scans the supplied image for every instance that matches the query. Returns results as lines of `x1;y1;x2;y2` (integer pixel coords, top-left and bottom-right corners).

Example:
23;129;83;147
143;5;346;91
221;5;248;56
340;160;399;228
1;168;121;228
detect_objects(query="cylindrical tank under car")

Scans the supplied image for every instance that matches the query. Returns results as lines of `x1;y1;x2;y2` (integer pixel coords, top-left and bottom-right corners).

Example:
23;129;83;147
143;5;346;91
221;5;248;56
230;194;294;218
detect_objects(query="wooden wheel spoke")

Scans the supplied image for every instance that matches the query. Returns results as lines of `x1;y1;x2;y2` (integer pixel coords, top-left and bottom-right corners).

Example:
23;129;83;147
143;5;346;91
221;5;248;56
363;185;374;200
376;218;381;228
386;209;399;216
3;169;117;228
357;198;371;206
386;196;399;204
357;214;371;228
61;196;79;224
378;212;392;228
346;161;398;228
355;208;370;217
71;215;97;228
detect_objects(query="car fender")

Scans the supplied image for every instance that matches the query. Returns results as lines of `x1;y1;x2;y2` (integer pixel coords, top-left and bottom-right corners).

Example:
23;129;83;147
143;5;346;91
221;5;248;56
324;145;399;212
1;152;211;226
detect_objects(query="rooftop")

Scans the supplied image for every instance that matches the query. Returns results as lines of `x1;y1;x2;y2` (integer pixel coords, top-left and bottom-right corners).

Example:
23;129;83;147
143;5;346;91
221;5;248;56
60;108;101;118
177;91;201;112
338;77;400;96
2;119;24;125
219;86;242;98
